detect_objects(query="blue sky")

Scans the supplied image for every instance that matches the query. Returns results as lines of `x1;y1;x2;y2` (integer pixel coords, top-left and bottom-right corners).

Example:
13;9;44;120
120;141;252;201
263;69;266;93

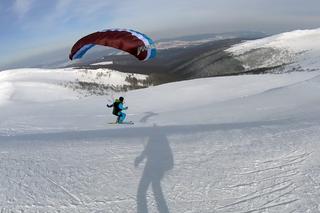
1;0;320;67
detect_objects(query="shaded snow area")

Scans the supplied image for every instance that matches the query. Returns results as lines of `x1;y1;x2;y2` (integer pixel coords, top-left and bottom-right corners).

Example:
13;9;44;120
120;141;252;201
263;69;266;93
227;28;320;72
1;68;320;212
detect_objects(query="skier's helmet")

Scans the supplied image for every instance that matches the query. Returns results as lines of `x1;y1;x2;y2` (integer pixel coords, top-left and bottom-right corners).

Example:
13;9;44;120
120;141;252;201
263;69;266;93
119;97;124;102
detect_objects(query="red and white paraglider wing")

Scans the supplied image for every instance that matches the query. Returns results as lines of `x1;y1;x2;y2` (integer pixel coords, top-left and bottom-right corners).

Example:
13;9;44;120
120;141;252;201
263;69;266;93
69;29;156;61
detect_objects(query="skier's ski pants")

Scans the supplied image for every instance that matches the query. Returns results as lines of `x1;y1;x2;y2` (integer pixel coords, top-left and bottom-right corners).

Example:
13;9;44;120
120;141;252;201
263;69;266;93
118;112;126;123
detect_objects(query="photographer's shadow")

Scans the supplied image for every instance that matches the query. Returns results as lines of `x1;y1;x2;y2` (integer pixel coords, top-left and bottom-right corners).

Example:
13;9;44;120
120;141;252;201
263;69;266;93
135;125;174;213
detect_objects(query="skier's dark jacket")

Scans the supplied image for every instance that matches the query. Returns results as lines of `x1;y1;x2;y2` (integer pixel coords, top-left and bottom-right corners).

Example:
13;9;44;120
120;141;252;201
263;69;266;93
108;99;123;116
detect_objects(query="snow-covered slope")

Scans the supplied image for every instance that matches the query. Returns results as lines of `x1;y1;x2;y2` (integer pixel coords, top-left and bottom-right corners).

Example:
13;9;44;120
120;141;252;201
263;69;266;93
0;68;147;105
227;28;320;72
1;68;320;212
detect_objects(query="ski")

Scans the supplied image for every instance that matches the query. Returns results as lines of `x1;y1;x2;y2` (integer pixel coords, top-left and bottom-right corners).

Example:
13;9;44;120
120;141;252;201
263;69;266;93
108;121;134;125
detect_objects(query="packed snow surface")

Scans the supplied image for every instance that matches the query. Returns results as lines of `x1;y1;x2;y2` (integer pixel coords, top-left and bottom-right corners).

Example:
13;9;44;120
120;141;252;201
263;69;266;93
1;68;320;212
227;28;320;72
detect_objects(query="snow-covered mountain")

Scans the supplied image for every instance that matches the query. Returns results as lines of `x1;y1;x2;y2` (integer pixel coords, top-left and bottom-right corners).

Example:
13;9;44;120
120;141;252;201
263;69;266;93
134;29;320;80
0;68;148;105
1;65;320;212
227;28;320;73
156;31;266;50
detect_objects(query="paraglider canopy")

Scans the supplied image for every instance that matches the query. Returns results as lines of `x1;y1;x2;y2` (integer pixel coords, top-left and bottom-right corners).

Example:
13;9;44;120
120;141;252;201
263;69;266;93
69;29;157;61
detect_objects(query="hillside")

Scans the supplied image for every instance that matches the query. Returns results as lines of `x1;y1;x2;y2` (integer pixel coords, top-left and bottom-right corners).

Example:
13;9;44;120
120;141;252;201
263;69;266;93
1;67;320;212
77;29;320;83
227;28;320;73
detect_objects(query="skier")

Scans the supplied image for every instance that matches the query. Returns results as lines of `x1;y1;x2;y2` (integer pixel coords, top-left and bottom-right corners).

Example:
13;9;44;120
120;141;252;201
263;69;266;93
107;97;128;123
